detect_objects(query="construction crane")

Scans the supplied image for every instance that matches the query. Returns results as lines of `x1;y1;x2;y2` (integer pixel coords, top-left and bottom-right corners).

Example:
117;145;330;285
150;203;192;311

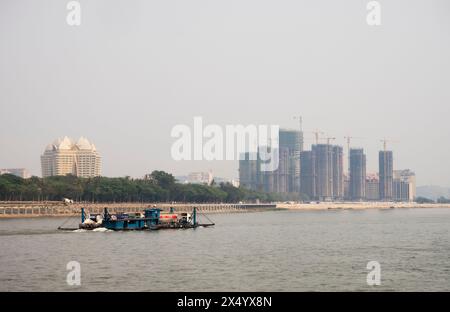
344;136;364;153
344;136;364;174
308;129;324;145
380;138;398;152
302;129;324;148
323;136;336;146
293;116;303;131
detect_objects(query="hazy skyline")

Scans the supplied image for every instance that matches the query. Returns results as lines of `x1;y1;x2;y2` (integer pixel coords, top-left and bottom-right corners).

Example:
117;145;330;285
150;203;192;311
1;0;450;186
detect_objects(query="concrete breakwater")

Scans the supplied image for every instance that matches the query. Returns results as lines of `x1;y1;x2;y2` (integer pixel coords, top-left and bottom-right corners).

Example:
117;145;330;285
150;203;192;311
0;201;277;218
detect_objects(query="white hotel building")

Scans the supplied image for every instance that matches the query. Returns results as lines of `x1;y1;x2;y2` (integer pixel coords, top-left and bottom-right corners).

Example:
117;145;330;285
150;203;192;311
41;136;101;178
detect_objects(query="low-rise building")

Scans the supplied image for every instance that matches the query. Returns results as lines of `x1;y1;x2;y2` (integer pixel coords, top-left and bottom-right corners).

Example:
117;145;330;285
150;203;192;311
0;168;31;179
365;173;380;201
393;169;416;202
187;171;213;185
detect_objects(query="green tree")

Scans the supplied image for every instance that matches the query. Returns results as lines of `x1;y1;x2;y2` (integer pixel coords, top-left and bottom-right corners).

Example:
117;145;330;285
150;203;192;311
0;171;277;204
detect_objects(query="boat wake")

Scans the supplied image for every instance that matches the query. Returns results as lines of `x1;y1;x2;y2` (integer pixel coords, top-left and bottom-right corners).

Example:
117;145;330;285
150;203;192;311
92;227;112;232
72;228;112;233
72;229;87;233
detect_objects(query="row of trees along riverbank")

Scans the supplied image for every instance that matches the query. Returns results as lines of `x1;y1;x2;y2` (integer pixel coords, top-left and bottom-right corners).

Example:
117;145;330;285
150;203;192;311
0;171;285;203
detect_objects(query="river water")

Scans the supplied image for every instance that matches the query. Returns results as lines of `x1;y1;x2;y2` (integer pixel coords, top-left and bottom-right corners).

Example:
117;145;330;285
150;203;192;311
0;208;449;291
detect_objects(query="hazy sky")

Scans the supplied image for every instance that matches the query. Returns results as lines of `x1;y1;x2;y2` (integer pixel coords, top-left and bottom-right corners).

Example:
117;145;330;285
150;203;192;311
1;0;449;186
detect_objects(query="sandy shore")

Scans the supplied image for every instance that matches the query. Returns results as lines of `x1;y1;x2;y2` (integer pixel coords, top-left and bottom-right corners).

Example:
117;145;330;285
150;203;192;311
276;202;450;210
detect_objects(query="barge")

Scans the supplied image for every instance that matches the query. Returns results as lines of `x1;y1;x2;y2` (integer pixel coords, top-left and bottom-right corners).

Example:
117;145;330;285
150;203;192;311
58;207;214;231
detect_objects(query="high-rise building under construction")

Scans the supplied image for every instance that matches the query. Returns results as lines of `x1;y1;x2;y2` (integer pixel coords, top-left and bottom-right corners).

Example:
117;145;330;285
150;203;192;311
312;144;333;200
300;144;343;201
379;151;394;201
239;129;303;194
238;152;260;191
332;146;344;200
278;129;303;193
349;148;366;201
300;151;316;199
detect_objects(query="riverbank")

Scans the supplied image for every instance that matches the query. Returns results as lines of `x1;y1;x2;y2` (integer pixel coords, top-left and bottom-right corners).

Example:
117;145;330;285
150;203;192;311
1;201;450;218
0;201;276;218
277;202;450;210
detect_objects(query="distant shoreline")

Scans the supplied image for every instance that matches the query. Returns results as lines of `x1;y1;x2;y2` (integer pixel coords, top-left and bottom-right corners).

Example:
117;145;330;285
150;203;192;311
277;202;450;210
0;201;449;219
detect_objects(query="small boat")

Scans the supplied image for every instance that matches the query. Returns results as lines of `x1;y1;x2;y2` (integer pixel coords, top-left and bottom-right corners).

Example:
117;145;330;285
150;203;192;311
58;207;214;231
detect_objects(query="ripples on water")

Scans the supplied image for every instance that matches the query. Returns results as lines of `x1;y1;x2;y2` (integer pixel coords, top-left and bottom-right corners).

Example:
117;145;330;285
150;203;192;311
0;208;449;291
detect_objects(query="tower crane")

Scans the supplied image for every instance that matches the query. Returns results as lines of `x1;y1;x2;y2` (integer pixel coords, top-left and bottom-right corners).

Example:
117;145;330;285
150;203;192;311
323;137;336;146
344;136;364;174
293;116;303;131
309;129;324;145
380;138;398;152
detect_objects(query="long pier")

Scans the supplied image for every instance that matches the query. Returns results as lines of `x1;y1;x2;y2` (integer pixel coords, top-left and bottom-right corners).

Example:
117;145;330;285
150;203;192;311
0;201;277;218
